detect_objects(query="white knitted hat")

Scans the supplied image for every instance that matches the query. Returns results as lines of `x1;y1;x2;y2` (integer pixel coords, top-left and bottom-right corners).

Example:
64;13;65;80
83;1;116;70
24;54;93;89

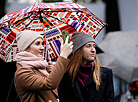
16;30;43;52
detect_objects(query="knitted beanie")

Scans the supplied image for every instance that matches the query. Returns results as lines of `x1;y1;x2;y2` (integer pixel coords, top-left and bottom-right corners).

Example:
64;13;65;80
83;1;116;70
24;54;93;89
16;30;43;52
71;32;95;53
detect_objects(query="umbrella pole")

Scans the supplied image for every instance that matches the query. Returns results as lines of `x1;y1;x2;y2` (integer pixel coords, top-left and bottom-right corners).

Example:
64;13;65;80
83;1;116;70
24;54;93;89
39;8;51;61
41;26;51;61
42;28;51;61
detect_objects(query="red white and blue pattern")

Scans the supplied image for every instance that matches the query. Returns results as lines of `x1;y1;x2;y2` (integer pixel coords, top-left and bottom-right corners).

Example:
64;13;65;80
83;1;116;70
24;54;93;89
0;1;106;62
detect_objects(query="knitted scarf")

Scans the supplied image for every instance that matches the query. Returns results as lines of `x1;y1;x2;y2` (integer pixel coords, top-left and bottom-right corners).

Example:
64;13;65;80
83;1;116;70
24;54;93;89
76;62;95;87
15;51;49;76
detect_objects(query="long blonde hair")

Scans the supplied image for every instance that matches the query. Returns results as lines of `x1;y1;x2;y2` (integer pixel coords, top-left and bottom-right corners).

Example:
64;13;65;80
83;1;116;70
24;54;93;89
67;48;105;90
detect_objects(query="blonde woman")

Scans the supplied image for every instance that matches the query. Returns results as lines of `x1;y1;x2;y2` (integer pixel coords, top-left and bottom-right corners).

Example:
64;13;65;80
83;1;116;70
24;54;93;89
14;30;73;102
58;32;114;102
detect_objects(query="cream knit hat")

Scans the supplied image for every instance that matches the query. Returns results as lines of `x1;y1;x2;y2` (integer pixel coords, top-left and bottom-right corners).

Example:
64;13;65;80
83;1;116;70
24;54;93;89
16;30;43;52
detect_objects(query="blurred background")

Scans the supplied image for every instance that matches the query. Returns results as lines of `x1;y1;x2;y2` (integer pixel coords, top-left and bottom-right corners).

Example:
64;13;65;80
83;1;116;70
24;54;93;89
0;0;138;102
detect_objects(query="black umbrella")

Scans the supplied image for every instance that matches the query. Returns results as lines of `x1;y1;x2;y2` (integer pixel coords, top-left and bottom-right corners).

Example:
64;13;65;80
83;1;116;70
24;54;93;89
98;31;138;83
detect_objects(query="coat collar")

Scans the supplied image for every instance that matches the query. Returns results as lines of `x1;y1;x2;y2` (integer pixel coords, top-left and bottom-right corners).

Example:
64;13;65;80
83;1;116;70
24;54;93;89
84;74;94;87
84;69;107;88
73;68;107;88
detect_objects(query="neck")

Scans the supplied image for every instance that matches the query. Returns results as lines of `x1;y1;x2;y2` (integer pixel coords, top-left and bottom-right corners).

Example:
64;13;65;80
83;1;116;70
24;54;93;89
81;60;94;65
81;60;88;65
79;62;95;74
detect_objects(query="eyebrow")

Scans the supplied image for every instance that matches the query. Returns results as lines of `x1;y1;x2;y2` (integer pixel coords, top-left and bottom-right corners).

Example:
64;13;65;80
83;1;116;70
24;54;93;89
33;40;43;44
86;42;95;45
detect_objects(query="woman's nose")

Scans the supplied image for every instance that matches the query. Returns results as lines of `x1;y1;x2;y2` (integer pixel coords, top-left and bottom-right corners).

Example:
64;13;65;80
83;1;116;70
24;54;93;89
40;45;44;50
91;47;96;52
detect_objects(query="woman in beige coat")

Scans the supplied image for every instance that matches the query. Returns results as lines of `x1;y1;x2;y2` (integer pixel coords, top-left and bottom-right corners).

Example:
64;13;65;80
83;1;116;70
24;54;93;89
14;30;73;102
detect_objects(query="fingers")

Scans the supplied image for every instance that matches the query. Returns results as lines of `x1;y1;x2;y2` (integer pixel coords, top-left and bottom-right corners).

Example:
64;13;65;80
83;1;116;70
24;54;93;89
47;61;53;73
65;36;69;44
48;61;53;65
60;35;73;58
69;41;73;48
70;45;73;49
68;41;73;45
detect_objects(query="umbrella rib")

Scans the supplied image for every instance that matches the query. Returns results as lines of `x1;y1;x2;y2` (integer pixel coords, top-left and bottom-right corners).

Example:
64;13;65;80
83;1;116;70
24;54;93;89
41;8;83;13
14;14;33;26
16;12;39;30
42;13;76;29
23;15;37;30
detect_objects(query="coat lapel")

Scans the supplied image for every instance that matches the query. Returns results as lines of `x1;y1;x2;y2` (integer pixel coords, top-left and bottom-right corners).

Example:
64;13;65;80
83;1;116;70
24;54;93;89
85;75;94;87
85;69;107;88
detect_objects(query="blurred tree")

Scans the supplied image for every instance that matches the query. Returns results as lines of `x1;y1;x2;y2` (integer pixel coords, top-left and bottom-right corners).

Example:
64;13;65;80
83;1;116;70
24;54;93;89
42;0;63;3
0;0;6;19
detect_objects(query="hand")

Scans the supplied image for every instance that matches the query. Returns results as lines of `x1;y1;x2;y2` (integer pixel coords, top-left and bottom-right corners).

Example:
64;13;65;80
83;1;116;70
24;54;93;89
46;61;53;73
60;36;73;59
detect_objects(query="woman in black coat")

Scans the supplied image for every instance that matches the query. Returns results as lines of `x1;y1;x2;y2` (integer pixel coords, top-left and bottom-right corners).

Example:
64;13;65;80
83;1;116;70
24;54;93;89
58;32;114;102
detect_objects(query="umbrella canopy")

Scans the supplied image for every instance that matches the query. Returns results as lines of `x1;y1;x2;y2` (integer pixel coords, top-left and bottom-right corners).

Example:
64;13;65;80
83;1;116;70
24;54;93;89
98;31;138;83
0;1;106;62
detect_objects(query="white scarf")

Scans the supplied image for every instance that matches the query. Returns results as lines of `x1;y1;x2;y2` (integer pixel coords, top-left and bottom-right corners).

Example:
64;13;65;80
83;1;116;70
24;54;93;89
15;51;49;76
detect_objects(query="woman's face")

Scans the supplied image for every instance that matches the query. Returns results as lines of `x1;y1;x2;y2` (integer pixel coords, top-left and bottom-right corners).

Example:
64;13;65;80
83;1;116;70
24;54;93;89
82;42;96;64
26;38;44;57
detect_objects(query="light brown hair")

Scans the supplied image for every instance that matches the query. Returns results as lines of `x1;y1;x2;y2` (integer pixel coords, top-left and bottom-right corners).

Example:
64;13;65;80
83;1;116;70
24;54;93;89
67;47;105;90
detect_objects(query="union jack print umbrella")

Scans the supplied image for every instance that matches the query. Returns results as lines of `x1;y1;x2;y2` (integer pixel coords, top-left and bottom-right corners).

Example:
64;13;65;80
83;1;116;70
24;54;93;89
0;1;106;62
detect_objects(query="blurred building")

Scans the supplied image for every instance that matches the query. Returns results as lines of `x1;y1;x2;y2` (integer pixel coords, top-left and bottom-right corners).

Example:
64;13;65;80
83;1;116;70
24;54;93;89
118;0;138;31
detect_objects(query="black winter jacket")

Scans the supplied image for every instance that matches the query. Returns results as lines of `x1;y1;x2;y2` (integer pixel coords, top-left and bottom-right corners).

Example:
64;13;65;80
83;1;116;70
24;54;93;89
58;67;115;102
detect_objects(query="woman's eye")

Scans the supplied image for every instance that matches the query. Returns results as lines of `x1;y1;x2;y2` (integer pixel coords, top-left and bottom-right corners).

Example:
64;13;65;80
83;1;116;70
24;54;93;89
36;42;40;45
86;44;91;47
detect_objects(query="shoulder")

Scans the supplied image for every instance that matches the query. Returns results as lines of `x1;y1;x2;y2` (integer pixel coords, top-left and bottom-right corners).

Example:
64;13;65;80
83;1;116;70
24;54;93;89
60;72;72;85
15;64;35;78
16;63;32;71
15;66;33;73
100;67;112;73
100;67;113;77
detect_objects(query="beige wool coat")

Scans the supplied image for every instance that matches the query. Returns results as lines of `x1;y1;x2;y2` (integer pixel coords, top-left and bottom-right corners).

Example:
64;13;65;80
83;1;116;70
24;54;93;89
14;56;69;102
